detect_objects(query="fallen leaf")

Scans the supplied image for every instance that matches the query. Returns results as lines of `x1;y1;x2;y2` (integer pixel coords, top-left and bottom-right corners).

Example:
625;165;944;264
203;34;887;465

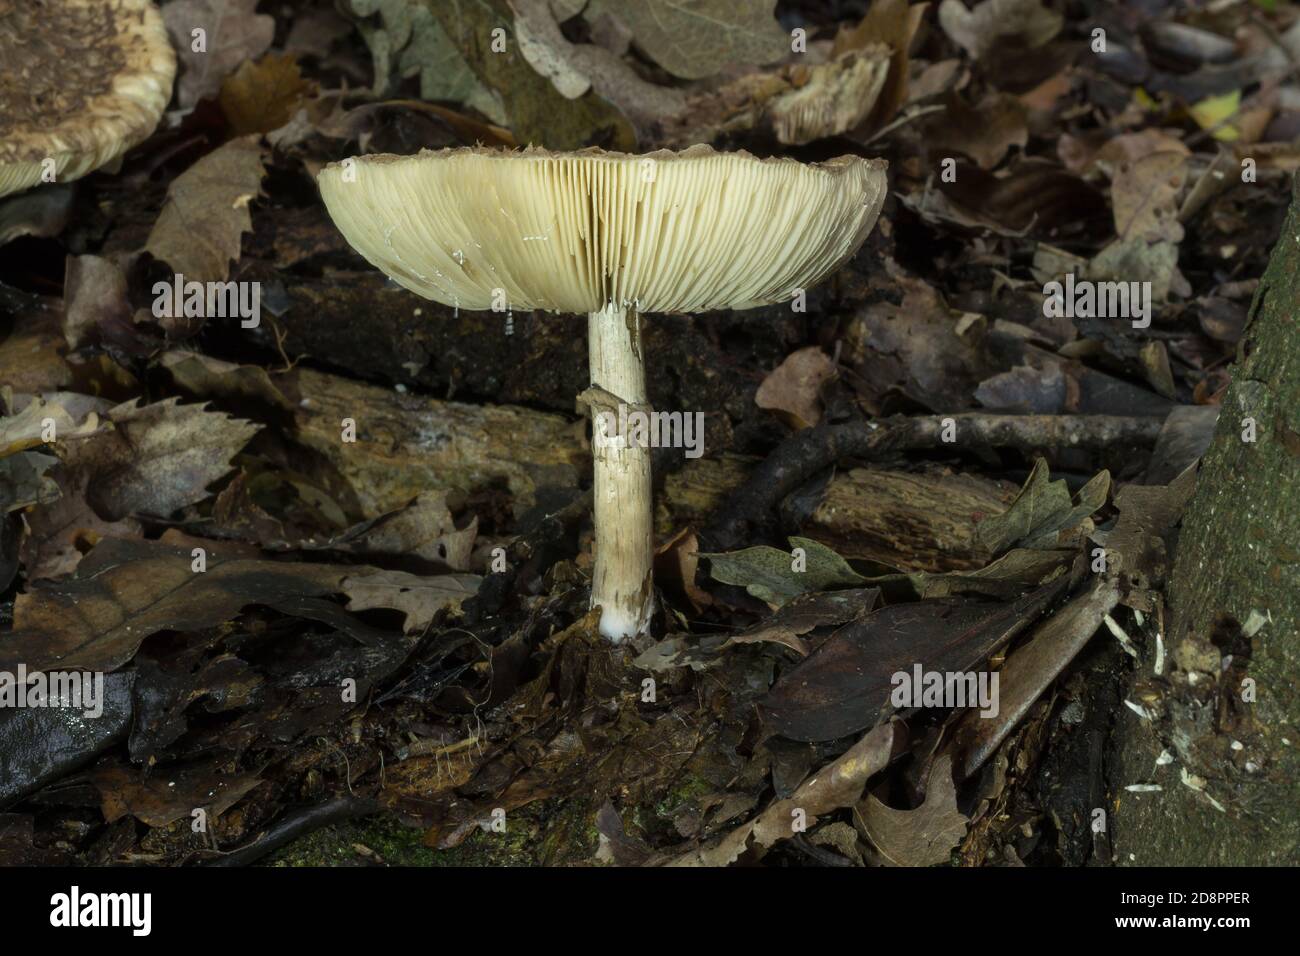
767;48;891;145
951;578;1121;779
653;527;713;612
342;568;481;633
586;0;787;80
0;450;58;513
145;136;267;286
1091;463;1197;602
346;0;505;121
832;0;928;131
0;394;102;458
1112;151;1188;243
160;350;293;411
848;278;985;411
760;580;1066;741
702;536;866;608
219;53;317;135
631;633;728;672
93;760;262;827
0;673;135;806
595;800;652;865
671;721;899;865
18;469;140;581
0;184;74;245
1146;405;1218;484
69;397;258;521
810;820;864;864
938;0;1063;61
62;255;135;353
1092;129;1189;175
163;0;275;109
512;0;686;135
727;588;880;656
1087;237;1188;303
1;536;367;673
857;754;968;865
429;0;634;150
321;492;478;571
926;93;1028;170
974;459;1110;553
928;158;1108;237
755;346;837;429
0;302;73;394
1189;90;1242;141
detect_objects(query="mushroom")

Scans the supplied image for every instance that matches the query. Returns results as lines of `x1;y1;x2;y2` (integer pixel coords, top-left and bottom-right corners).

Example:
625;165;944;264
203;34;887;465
0;0;175;200
317;145;887;640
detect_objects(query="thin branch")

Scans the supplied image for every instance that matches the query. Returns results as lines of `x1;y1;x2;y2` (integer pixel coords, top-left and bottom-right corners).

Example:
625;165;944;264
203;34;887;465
701;413;1165;552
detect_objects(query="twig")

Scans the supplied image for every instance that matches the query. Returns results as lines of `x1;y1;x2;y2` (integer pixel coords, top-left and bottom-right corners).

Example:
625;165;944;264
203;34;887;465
701;413;1164;552
201;794;380;867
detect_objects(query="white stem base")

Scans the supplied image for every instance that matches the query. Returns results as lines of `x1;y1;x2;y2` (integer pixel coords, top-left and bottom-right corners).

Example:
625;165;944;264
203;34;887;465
588;303;654;641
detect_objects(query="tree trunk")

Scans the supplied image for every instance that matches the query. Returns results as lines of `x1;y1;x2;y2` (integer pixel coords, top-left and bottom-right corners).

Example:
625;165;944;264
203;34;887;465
1109;177;1300;865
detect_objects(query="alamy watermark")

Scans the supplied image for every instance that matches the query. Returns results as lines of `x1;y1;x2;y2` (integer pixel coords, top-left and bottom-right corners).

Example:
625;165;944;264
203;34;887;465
50;886;150;936
593;404;705;459
1043;273;1151;329
0;664;105;718
152;273;261;328
891;665;999;718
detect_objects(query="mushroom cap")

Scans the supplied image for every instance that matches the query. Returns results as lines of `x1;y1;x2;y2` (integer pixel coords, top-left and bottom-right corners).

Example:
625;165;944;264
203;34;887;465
318;145;888;314
0;0;176;199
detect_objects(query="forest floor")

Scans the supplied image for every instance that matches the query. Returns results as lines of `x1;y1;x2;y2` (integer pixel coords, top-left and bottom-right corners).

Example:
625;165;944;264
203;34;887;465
1;0;1295;867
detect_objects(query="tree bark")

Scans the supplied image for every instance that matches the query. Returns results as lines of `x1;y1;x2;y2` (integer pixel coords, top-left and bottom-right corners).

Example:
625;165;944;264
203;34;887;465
1109;177;1300;865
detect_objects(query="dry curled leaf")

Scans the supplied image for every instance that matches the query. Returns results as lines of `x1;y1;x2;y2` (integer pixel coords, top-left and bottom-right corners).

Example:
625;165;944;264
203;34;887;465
163;0;275;109
70;397;259;522
586;0;788;80
342;568;481;633
219;53;317;135
857;754;968;866
1111;151;1189;243
974;459;1110;554
145;136;267;286
0;537;365;673
670;721;899;866
767;47;891;145
761;580;1065;741
755;346;837;429
938;0;1063;61
926;93;1028;170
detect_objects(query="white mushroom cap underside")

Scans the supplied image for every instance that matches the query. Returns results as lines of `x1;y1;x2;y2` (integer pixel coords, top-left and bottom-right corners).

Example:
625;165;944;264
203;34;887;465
0;0;176;198
318;146;888;314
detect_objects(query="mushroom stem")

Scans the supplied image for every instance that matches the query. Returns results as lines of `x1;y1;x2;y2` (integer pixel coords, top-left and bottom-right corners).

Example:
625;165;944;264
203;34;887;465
587;302;654;641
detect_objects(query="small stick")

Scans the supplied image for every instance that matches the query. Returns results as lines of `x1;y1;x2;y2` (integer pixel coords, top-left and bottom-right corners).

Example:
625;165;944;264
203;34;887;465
202;794;379;867
702;413;1164;552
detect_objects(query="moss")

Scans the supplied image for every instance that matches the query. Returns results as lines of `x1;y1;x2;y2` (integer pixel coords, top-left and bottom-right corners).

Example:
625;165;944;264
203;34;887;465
264;798;598;867
262;813;438;867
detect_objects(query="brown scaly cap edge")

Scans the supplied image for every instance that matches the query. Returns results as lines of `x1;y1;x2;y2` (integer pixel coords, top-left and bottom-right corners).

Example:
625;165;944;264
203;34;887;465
0;0;176;198
317;145;888;315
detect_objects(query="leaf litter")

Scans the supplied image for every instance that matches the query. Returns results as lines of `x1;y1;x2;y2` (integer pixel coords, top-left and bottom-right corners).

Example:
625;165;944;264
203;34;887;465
0;0;1285;869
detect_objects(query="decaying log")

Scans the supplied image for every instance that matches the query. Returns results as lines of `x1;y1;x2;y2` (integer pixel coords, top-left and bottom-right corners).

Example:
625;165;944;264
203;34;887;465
280;368;1014;576
285;367;586;519
661;455;1014;572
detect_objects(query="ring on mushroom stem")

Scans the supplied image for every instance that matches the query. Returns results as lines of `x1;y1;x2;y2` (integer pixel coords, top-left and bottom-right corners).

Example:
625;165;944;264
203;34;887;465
0;0;175;201
317;145;888;641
